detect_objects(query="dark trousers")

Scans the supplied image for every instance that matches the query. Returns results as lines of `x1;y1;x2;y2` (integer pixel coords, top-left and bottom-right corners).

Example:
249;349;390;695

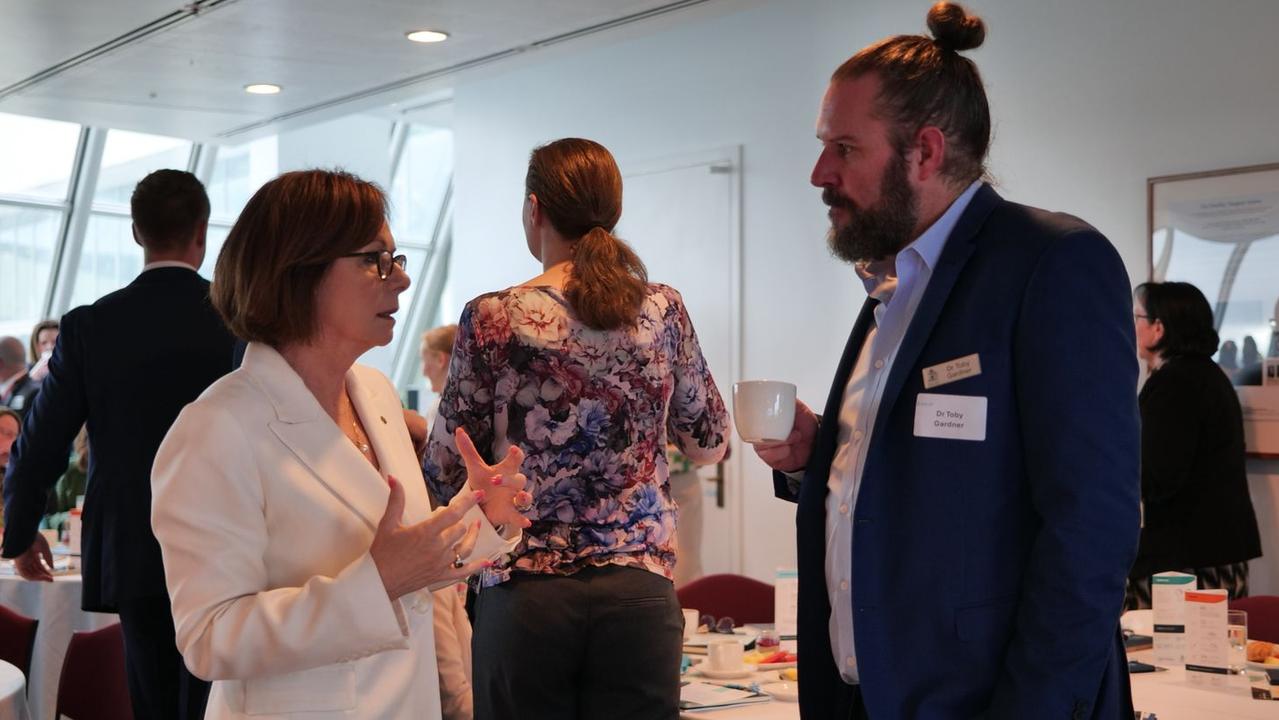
472;565;683;720
116;594;210;720
836;682;869;720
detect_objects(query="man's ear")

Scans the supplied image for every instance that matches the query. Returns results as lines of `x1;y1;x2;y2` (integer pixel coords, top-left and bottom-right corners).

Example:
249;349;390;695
913;126;947;183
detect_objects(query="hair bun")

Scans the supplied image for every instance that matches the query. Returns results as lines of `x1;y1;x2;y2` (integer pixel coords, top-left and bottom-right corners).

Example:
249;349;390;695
927;2;985;52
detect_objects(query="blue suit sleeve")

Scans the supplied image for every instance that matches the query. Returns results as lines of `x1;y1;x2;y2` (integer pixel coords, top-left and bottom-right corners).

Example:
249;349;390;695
986;230;1141;715
3;309;89;557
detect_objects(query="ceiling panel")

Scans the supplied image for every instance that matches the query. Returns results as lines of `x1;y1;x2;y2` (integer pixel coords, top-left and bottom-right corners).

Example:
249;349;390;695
0;0;718;142
0;0;178;88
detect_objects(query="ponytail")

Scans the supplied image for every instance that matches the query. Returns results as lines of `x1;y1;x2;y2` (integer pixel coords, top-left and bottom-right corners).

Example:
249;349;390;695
565;226;648;331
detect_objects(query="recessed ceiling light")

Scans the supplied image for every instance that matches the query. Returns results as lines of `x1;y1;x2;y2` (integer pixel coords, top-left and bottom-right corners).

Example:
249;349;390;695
406;29;449;43
244;83;282;95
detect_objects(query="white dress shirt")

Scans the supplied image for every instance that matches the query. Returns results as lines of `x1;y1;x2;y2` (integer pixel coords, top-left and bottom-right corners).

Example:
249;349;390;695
825;181;981;683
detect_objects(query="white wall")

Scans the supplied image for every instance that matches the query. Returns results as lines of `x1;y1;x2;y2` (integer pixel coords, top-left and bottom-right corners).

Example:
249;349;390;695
447;0;1279;585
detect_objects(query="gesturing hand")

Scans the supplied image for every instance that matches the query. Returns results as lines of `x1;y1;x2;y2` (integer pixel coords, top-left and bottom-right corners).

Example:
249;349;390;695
370;475;489;601
454;427;533;531
12;532;55;582
751;399;819;473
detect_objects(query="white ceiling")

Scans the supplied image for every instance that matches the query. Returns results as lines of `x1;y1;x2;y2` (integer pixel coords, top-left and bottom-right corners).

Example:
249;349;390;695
0;0;723;143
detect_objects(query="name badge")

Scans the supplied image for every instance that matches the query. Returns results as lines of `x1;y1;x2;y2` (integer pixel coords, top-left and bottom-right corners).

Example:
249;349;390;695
922;353;981;389
913;393;987;441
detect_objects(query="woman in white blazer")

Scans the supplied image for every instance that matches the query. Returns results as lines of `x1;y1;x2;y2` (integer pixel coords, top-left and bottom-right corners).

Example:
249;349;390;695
151;170;531;720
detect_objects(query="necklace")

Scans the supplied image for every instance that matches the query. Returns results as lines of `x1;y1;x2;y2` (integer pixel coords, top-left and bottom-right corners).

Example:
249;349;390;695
342;394;373;457
351;418;372;456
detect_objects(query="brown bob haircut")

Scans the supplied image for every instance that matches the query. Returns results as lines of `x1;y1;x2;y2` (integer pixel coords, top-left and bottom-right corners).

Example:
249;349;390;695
834;1;990;185
211;169;388;346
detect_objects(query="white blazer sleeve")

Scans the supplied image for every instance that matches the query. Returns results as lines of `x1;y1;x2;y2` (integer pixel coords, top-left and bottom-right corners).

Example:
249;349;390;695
152;401;408;682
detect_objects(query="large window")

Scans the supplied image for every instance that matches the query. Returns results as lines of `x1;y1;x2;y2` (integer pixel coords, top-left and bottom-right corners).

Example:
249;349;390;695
0;112;81;340
381;124;455;397
0;110;455;394
203;136;278;276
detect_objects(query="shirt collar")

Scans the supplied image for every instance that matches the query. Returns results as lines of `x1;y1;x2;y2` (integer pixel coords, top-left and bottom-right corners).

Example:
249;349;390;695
142;260;199;273
903;179;983;273
857;180;983;299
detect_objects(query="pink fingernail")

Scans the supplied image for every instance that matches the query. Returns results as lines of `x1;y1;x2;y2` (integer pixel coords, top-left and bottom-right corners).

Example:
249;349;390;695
490;475;503;485
483;561;495;568
474;490;487;503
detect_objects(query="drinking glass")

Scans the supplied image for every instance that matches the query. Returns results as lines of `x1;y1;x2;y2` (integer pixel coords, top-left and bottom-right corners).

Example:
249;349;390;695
1227;609;1247;674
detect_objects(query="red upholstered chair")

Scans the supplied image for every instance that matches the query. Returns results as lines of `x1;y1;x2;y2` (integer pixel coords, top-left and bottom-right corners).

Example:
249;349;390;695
55;623;133;720
0;605;38;684
1230;595;1279;643
677;573;775;625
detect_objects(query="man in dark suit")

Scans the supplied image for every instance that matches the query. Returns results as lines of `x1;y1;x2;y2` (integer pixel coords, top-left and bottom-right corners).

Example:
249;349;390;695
0;337;40;417
3;169;233;719
749;4;1140;718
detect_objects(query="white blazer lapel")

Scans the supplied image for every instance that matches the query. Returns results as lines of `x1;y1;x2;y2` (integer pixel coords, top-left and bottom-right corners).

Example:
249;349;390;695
242;343;390;531
347;367;431;526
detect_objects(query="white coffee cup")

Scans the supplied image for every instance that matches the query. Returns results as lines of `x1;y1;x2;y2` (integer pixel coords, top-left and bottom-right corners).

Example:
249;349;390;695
682;608;699;641
707;638;746;672
732;380;797;443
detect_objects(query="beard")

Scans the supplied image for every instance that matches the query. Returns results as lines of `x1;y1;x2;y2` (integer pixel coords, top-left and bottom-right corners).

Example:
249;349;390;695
824;153;919;264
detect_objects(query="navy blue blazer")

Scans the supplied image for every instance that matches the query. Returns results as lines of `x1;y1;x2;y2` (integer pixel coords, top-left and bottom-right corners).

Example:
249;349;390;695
2;267;235;612
775;185;1140;719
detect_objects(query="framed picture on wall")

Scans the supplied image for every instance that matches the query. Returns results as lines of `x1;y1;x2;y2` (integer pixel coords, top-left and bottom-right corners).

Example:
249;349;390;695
1148;162;1279;457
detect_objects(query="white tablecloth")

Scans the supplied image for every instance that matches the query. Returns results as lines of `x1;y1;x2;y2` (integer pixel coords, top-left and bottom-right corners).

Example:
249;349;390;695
0;574;118;720
677;657;1279;719
0;660;30;720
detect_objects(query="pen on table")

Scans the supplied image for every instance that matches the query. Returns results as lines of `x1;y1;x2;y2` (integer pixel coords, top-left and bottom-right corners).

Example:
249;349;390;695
703;680;760;693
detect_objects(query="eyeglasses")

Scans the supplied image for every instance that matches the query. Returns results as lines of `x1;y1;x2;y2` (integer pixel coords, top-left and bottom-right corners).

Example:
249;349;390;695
340;250;408;280
700;614;737;634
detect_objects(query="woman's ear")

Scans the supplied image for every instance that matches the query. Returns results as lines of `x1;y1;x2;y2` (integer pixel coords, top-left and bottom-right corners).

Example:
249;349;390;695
525;193;541;227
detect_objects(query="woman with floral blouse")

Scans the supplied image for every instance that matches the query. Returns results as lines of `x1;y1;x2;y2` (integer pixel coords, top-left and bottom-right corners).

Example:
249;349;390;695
425;138;728;719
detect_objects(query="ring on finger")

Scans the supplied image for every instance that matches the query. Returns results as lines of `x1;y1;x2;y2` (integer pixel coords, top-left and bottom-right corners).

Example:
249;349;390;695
451;548;465;569
512;494;533;513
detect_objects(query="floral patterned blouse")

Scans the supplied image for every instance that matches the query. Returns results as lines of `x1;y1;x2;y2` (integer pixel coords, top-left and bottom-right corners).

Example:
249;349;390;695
424;283;728;587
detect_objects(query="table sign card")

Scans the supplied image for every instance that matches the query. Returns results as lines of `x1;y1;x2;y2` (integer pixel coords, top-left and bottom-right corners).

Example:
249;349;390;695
775;568;798;653
1183;589;1231;687
1151;571;1197;666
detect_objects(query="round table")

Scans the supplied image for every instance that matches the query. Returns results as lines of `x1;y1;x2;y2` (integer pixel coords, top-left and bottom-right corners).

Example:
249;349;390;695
0;573;117;720
0;660;30;720
675;656;1279;719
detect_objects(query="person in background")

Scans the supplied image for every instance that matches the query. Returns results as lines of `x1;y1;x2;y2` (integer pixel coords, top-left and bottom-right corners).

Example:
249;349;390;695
667;444;704;587
749;4;1139;716
0;408;19;489
0;337;39;417
28;319;59;382
421;324;459;424
3;169;230;719
419;322;472;720
1242;335;1262;369
42;425;89;534
425;138;728;720
1217;339;1238;378
1126;281;1262;608
151;169;531;720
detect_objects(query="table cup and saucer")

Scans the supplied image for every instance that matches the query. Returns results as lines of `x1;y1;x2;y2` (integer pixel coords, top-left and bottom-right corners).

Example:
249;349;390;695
695;639;754;680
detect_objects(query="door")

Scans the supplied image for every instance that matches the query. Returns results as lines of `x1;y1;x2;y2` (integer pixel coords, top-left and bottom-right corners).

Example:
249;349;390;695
615;146;742;580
